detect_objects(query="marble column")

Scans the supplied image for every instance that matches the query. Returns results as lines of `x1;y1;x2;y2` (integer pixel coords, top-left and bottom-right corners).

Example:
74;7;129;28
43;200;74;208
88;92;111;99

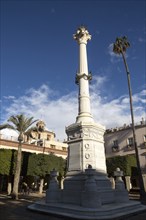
64;27;113;205
74;26;93;123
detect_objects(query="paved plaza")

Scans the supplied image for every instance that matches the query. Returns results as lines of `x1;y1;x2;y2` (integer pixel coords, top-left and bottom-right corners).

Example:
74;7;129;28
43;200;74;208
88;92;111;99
0;193;146;220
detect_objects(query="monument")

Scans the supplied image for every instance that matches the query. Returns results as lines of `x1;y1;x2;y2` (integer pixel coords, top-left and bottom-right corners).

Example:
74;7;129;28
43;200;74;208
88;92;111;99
28;26;146;219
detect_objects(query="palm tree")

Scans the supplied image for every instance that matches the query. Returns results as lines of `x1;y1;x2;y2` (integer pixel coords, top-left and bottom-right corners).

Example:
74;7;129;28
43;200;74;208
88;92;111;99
113;36;145;201
0;114;39;199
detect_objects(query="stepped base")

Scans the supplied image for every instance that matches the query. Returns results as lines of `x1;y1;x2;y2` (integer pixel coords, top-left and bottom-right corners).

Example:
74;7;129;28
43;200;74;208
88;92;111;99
28;200;146;219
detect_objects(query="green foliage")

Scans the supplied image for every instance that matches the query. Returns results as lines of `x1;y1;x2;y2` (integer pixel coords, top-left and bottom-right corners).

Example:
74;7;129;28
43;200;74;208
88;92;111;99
0;149;31;176
0;148;66;179
27;153;66;177
125;155;137;176
106;156;126;176
113;36;130;54
106;154;136;176
0;149;16;175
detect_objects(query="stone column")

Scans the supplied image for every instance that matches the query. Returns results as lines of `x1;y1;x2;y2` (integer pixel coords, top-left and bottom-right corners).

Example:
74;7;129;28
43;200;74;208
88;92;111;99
73;26;93;123
64;27;113;206
125;176;132;191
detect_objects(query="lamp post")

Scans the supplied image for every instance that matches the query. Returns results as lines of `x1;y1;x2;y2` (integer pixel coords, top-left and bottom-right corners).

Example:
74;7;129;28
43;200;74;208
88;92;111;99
113;36;145;202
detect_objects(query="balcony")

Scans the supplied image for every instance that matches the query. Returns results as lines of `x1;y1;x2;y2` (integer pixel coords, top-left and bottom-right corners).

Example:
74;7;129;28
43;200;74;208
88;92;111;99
112;146;119;152
126;144;134;150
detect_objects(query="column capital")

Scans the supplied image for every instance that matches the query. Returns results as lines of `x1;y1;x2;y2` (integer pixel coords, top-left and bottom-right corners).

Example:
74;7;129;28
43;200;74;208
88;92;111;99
73;26;91;44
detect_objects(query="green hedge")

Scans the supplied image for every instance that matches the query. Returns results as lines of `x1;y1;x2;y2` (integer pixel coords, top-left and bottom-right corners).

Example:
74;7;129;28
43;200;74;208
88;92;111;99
106;154;137;176
0;149;17;175
0;149;66;178
27;153;65;177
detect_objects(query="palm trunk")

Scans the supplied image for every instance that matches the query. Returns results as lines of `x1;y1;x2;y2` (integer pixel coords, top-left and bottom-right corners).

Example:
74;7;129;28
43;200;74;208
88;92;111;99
122;51;145;198
11;141;22;199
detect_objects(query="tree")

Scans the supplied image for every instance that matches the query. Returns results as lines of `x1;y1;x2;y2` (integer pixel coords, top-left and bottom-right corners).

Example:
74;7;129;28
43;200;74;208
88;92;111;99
113;36;146;201
106;155;137;177
27;153;66;193
0;114;38;199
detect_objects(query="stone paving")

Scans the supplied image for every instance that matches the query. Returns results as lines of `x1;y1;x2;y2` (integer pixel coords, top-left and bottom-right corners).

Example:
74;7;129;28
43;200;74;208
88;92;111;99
0;193;146;220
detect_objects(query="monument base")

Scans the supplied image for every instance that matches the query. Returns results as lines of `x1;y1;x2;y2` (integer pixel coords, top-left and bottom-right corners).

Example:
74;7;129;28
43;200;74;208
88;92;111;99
28;168;146;219
28;200;146;220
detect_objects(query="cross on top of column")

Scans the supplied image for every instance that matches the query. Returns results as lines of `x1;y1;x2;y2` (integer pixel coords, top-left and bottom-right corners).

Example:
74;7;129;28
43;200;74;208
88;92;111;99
73;26;91;44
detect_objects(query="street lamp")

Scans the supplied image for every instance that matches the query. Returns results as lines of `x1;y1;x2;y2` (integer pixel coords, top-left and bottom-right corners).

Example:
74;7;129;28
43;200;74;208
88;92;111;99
113;36;145;202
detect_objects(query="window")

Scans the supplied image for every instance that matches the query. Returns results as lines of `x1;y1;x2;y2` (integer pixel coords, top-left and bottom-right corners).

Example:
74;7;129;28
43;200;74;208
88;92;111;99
47;134;51;140
37;140;43;147
128;137;133;145
113;140;118;146
112;140;119;152
50;144;56;149
127;138;134;148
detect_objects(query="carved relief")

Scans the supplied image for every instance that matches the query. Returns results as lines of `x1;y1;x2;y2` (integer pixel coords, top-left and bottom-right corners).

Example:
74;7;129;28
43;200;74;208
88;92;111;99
68;132;81;140
85;153;90;159
73;26;91;44
82;128;103;141
85;163;92;169
68;127;104;141
85;143;90;149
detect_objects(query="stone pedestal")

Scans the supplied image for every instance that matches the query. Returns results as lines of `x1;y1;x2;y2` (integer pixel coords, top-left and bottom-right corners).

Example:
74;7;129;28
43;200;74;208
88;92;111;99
46;170;61;203
114;168;129;202
81;166;102;208
63;121;115;205
66;121;107;173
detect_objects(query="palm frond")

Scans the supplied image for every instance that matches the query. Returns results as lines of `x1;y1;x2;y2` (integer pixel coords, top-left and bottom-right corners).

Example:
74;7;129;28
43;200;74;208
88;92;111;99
8;114;37;133
0;123;16;130
25;119;39;131
113;36;130;55
8;116;19;128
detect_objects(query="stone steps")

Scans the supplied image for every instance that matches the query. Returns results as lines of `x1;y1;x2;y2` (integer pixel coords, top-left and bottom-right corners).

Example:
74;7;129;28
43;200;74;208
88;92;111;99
28;200;146;220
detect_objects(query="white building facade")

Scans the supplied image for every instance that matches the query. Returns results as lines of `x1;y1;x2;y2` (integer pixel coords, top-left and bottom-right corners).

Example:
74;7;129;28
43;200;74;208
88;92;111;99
0;121;68;159
104;119;146;190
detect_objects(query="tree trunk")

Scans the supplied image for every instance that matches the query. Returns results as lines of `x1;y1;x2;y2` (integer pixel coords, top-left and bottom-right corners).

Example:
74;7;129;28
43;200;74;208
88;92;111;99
39;178;44;194
11;142;22;199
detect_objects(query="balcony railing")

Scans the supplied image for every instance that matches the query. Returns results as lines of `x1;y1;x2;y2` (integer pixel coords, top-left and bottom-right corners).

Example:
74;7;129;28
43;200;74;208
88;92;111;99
112;146;119;152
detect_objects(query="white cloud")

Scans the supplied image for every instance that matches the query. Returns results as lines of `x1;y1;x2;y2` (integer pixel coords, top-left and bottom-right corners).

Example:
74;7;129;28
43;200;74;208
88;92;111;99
0;129;18;141
1;79;145;141
3;96;15;100
133;90;146;104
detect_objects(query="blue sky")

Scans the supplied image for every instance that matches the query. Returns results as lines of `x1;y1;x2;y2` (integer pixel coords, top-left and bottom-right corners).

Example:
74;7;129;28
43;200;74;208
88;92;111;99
1;0;146;140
